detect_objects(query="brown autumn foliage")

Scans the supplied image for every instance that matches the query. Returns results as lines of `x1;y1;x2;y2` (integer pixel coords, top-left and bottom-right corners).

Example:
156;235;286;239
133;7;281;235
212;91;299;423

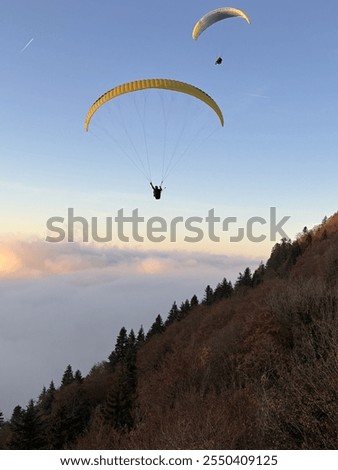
1;212;337;449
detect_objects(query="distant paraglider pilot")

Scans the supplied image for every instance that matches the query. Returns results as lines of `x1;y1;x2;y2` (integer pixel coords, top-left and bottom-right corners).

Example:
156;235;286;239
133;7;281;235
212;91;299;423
215;56;222;65
150;182;163;200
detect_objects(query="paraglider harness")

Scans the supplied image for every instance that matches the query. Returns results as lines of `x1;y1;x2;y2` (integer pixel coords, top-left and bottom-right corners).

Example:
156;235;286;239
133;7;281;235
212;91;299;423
150;182;164;200
215;56;222;65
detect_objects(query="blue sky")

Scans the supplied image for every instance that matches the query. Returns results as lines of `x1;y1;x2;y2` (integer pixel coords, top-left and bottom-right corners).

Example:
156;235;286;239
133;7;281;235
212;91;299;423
1;0;338;417
1;0;338;237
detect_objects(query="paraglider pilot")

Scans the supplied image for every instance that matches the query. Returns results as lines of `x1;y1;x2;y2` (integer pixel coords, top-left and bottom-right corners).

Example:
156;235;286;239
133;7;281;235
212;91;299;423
150;182;163;200
215;56;222;65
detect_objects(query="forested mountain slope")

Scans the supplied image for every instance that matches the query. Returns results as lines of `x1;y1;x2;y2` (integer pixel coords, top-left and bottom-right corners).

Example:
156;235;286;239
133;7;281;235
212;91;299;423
1;214;337;450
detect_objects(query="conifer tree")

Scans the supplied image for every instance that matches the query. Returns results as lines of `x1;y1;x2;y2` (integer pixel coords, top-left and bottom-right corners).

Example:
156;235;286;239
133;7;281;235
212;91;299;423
166;301;179;325
103;367;134;431
38;386;47;402
184;299;191;311
266;239;291;274
48;391;91;449
9;405;24;431
0;410;4;427
74;370;83;384
179;299;191;318
190;294;199;307
115;327;128;359
213;278;233;301
213;282;222;301
202;285;214;305
136;325;145;345
61;365;75;386
48;404;67;449
48;380;56;393
128;329;136;348
242;267;252;286
235;267;252;290
252;262;266;287
223;278;233;297
103;329;138;431
8;406;25;449
9;401;45;449
40;381;56;414
125;330;138;402
146;314;164;339
108;326;128;367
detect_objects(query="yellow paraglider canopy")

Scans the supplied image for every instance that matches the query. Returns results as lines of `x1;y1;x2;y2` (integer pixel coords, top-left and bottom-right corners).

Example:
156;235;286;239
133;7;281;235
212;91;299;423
84;78;224;130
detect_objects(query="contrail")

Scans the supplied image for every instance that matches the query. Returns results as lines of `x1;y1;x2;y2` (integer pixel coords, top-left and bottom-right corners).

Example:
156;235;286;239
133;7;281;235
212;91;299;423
244;92;269;99
20;38;34;53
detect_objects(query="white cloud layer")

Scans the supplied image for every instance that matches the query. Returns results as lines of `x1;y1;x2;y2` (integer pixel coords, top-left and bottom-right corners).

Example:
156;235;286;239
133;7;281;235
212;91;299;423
0;237;261;418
